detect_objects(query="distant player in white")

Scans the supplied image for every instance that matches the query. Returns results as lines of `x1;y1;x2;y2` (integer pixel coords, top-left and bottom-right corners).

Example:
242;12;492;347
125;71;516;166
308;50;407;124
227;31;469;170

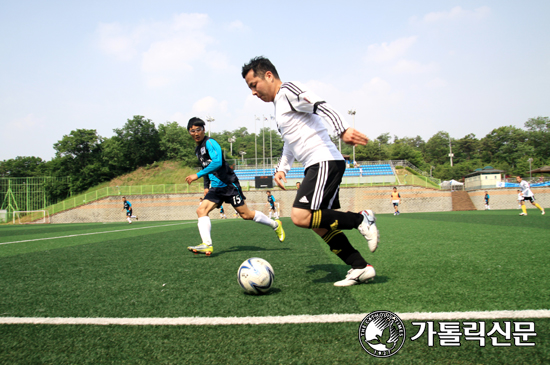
517;176;545;216
517;189;523;209
242;56;379;287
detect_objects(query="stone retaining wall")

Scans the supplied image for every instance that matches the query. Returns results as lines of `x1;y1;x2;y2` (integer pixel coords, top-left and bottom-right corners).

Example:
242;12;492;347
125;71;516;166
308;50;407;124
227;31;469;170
50;186;452;223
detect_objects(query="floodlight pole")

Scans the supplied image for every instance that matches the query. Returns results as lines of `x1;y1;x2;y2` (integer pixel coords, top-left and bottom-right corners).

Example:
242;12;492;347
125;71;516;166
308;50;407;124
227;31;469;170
228;136;236;156
270;115;274;167
206;116;215;137
448;133;454;167
254;115;259;170
348;109;356;164
263;115;266;168
240;151;246;164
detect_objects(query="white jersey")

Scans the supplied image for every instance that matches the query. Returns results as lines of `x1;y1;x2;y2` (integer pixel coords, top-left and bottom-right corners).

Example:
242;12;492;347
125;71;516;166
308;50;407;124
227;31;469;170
519;180;533;198
273;81;348;174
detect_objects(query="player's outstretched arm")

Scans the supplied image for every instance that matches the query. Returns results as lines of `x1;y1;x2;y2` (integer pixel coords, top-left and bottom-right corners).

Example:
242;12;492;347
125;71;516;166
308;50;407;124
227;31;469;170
341;128;369;146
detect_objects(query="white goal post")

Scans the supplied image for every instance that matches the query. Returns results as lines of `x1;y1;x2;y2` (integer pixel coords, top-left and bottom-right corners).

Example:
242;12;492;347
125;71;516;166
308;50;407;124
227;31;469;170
13;210;50;224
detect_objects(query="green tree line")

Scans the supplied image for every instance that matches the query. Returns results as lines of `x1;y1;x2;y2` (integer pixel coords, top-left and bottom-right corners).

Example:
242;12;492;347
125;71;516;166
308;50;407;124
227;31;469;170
1;115;549;202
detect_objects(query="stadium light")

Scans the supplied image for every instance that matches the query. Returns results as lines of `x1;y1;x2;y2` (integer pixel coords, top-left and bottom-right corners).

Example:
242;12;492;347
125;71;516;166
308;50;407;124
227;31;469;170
206;116;215;137
228;136;236;156
254;115;259;170
263;115;266;167
348;109;356;164
447;133;454;167
239;151;246;164
270;115;274;167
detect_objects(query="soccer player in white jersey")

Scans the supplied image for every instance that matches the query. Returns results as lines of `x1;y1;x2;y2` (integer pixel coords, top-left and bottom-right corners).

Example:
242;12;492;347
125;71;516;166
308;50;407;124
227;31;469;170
242;56;379;287
516;176;545;216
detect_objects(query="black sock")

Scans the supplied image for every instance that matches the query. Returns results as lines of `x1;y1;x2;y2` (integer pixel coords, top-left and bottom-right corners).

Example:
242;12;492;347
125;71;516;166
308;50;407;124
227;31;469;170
322;230;368;269
310;210;363;230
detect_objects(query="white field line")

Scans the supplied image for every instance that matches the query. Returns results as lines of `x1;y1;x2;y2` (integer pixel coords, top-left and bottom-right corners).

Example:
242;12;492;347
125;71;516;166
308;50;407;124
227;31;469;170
1;310;549;326
0;222;193;246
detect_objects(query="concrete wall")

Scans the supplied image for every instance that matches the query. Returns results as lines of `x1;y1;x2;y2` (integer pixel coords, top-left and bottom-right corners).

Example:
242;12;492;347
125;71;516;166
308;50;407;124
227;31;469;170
468;187;550;211
50;186;452;223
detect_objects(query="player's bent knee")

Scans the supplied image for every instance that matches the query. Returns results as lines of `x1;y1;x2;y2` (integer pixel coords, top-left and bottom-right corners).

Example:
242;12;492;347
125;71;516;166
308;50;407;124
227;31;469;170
291;209;311;228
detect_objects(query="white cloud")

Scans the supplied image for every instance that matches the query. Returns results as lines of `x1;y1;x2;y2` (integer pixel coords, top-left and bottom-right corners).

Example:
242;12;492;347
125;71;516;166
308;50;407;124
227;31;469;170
228;20;248;31
95;13;227;87
96;22;138;61
192;96;229;116
7;113;45;131
365;36;417;63
171;13;210;31
392;60;438;74
422;6;491;23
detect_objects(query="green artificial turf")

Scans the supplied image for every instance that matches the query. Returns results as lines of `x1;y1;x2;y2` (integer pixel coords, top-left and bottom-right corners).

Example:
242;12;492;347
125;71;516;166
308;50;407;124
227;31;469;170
0;210;548;364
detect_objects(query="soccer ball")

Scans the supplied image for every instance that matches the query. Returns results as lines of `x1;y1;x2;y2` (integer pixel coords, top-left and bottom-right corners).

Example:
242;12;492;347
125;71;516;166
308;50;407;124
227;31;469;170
237;257;274;295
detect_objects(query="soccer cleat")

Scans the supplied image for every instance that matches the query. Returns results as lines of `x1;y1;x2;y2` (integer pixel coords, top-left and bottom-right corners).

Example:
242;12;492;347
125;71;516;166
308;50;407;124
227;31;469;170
135;216;139;220
358;210;379;253
542;211;545;215
334;265;376;287
519;213;527;216
274;219;285;242
187;243;213;256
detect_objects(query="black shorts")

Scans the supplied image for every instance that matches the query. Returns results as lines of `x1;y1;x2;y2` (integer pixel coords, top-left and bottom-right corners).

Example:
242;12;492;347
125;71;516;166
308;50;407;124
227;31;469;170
269;204;276;211
523;196;535;203
126;209;132;217
204;182;246;208
293;160;344;211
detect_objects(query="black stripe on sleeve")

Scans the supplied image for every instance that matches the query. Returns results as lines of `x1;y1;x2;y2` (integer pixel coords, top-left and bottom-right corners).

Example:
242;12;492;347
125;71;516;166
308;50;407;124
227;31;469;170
313;101;326;114
318;104;346;134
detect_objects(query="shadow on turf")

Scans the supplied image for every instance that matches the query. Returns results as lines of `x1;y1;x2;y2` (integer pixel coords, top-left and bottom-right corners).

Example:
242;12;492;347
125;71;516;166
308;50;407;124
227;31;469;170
307;264;389;285
207;245;291;257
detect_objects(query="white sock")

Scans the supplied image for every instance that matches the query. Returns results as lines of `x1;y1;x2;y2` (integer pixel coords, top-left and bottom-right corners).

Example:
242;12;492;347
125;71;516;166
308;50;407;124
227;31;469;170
269;211;272;218
253;210;277;229
197;216;212;245
127;217;131;223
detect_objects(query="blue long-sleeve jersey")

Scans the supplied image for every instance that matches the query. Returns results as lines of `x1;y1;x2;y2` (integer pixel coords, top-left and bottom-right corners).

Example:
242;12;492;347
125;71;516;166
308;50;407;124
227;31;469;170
195;136;237;188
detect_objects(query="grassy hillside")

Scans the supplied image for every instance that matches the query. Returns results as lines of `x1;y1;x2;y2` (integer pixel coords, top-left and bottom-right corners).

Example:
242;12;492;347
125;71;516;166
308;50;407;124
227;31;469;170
82;161;197;194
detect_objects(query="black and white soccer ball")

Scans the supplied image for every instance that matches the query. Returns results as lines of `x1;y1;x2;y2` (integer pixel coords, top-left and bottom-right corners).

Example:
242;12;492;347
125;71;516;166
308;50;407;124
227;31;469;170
237;257;274;295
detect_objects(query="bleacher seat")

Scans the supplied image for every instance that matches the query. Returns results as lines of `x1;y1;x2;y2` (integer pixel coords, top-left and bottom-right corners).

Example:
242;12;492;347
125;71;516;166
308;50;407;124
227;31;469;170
233;164;395;180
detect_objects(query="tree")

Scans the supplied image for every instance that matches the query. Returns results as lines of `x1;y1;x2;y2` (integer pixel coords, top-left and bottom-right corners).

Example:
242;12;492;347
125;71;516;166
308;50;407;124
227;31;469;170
112;116;162;172
52;129;109;193
158;121;196;165
0;156;48;177
524;116;550;161
389;142;425;168
480;126;531;173
423;131;452;166
454;133;480;162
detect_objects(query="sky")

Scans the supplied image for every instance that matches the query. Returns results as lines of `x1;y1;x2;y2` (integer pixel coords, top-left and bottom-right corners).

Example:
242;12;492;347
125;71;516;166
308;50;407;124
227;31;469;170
1;1;549;161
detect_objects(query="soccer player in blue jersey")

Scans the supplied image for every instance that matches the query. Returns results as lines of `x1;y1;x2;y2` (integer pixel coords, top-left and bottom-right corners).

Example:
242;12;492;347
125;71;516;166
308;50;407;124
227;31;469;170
266;191;279;219
184;117;285;256
121;197;138;224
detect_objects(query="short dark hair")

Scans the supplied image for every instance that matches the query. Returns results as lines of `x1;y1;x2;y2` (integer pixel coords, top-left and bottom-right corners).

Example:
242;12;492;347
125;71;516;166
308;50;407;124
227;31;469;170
241;56;280;79
187;117;205;131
